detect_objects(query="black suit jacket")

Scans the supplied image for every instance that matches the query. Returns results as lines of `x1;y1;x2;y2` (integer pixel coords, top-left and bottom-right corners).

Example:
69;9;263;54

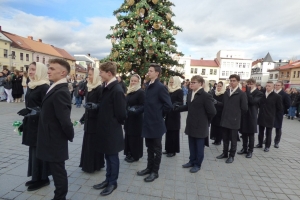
258;91;283;128
274;90;291;128
37;83;74;162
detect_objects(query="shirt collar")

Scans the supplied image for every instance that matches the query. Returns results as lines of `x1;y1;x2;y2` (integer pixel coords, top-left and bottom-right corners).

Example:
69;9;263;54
105;77;117;87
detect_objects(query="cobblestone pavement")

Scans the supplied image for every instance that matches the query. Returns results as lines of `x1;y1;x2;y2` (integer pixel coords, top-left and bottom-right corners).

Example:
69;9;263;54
0;101;300;200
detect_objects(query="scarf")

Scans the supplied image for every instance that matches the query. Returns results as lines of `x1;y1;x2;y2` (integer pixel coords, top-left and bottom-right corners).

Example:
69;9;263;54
127;74;141;94
168;76;182;93
28;62;50;89
87;68;102;92
215;84;226;96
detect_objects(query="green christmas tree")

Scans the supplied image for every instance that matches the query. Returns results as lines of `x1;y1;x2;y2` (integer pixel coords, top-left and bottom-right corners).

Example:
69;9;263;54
102;0;184;82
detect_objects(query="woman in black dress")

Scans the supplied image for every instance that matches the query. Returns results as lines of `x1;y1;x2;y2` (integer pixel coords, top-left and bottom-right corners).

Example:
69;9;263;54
12;69;23;102
164;76;183;157
124;74;145;163
17;62;51;191
210;81;225;145
79;67;105;172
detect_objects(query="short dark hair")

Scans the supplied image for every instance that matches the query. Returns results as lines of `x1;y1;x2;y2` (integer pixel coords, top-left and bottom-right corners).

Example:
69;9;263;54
100;62;117;76
49;59;70;74
246;78;256;84
276;81;283;86
266;81;274;84
149;63;161;76
229;74;240;81
191;75;205;85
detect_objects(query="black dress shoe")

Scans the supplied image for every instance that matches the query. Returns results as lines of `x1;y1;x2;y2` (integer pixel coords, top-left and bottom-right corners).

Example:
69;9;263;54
274;143;279;148
137;168;151;176
214;142;221;145
100;184;117;196
225;157;234;163
254;144;262;148
264;148;269;152
126;157;137;163
27;179;50;191
216;153;228;159
246;152;252;158
189;166;200;173
144;172;158;182
162;151;168;154
167;153;176;157
124;155;131;161
93;181;108;190
212;141;216;144
182;162;193;168
237;149;247;154
25;180;37;186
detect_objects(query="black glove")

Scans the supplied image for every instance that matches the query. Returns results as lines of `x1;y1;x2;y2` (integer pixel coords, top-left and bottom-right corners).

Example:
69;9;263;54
173;104;180;112
26;107;41;116
18;124;23;133
79;119;84;125
212;99;217;104
84;102;98;110
17;108;31;116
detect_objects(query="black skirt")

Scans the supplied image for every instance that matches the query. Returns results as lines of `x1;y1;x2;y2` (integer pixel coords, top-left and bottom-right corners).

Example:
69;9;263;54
28;146;51;181
124;134;143;160
165;130;180;153
210;125;224;143
79;132;105;173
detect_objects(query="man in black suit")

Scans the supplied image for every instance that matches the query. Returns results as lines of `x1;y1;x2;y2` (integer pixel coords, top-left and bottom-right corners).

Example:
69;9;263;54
217;74;248;163
91;62;126;196
238;78;263;158
178;75;216;173
273;81;291;148
137;64;173;182
36;59;74;200
256;81;282;152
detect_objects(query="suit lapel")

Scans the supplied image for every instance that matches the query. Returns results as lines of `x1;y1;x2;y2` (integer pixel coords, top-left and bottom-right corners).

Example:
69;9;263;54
42;84;66;105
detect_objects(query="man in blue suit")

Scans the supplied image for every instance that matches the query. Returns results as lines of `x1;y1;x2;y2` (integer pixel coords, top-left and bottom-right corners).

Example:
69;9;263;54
137;64;173;182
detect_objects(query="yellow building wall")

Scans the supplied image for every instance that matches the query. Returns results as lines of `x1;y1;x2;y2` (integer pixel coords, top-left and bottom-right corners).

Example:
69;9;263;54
290;68;300;84
10;47;33;71
0;40;11;71
66;59;76;76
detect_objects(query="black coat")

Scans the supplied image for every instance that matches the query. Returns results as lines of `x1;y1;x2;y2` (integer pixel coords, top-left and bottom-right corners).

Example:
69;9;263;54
96;80;126;154
220;88;248;130
257;91;283;128
240;89;264;133
274;90;291;128
165;89;183;130
124;89;145;136
37;83;74;162
73;81;85;97
179;88;216;139
12;75;23;96
211;93;224;127
80;85;102;134
119;81;127;94
142;79;173;138
22;84;49;146
290;92;300;107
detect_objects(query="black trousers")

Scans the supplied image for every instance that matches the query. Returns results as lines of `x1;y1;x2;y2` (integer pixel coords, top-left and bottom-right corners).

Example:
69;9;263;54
258;126;273;148
48;161;67;200
104;153;119;186
274;128;282;144
241;132;255;152
145;137;162;173
222;128;238;157
210;125;224;143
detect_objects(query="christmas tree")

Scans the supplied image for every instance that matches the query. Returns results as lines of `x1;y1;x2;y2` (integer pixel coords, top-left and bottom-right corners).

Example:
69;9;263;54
102;0;184;82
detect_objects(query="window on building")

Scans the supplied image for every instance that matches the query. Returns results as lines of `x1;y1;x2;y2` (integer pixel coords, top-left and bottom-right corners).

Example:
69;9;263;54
298;71;300;78
236;62;238;68
243;63;246;68
214;69;217;75
275;74;278;79
190;68;194;74
20;53;23;60
43;57;45;64
222;71;225;76
270;74;273;79
226;71;229;76
37;55;39;62
246;63;250;68
201;69;206;75
12;51;16;59
210;69;213;75
287;72;289;77
26;54;29;61
4;49;8;58
239;63;242;68
194;68;198;74
246;72;249;77
293;71;296;78
281;72;284;78
231;62;234;67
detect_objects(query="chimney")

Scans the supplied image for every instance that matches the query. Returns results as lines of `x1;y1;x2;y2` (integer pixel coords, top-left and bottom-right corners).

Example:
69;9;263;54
279;59;281;63
0;26;2;31
88;53;91;57
38;39;42;42
200;58;203;60
28;36;33;40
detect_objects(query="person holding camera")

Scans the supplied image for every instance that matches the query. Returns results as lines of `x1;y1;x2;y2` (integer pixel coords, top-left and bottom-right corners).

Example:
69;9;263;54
17;62;50;191
79;67;105;173
163;76;183;157
124;74;145;163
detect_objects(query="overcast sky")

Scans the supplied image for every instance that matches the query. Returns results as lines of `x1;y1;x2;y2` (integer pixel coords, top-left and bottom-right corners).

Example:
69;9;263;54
1;0;300;61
